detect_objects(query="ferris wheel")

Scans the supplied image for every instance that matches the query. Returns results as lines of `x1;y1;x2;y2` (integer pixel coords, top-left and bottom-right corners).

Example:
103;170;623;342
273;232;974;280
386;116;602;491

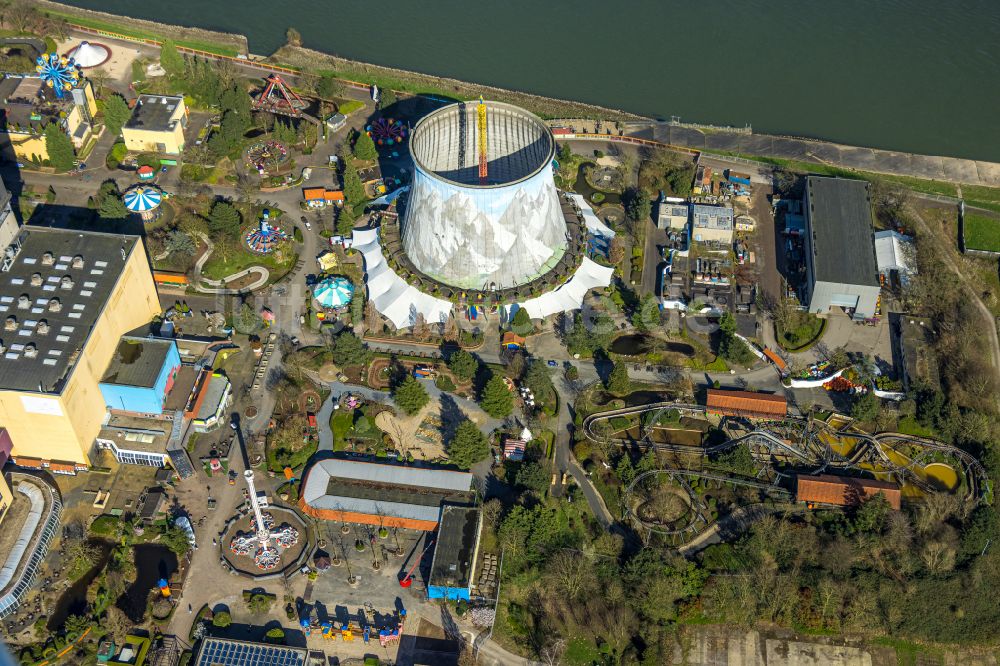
366;117;407;146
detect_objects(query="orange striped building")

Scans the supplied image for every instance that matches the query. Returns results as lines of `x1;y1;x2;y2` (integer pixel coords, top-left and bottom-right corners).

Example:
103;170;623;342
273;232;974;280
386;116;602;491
299;458;474;531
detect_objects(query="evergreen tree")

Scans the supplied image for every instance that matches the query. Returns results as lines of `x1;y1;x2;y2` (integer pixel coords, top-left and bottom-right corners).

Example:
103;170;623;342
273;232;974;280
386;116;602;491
352;130;378;162
159;40;184;78
447;350;478;381
480;373;513;418
377;88;397;110
316;74;342;100
342;157;366;208
44;123;75;172
511;307;532;335
447;420;489;469
393;375;430;416
102;93;131;137
98;194;128;220
331;331;371;367
208;201;242;235
606;361;631;396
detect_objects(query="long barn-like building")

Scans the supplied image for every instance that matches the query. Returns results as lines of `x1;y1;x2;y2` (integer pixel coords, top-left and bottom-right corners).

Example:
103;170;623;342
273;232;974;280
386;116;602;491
299;458;474;531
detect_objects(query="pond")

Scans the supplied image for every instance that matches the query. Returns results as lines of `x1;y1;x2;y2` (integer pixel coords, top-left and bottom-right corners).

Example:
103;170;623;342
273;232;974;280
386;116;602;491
48;540;113;630
118;545;178;622
609;334;695;357
573;163;622;206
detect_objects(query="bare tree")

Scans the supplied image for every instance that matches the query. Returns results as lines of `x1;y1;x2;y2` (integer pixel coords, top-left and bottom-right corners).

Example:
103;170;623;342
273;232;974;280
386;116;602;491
539;638;567;666
546;550;593;602
3;0;38;33
481;498;502;531
104;606;132;646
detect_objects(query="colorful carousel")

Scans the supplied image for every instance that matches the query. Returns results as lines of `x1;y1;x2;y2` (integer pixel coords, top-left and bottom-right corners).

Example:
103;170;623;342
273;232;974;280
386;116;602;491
366;117;406;147
245;140;290;176
313;276;354;309
245;209;289;254
123;185;163;222
229;511;300;570
36;52;79;98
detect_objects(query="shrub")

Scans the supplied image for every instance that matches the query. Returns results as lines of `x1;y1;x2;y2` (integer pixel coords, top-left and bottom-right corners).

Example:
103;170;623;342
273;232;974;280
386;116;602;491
212;610;232;628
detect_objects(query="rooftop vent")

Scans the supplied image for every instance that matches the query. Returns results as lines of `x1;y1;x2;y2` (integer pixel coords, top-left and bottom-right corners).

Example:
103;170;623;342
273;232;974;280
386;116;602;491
71;255;84;269
36;319;49;335
30;272;42;287
4;316;15;331
23;343;37;359
60;275;74;290
41;252;54;266
17;294;29;310
47;298;61;312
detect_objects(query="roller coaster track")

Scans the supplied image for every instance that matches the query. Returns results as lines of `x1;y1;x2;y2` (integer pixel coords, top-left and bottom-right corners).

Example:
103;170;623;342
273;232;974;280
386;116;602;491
583;403;990;506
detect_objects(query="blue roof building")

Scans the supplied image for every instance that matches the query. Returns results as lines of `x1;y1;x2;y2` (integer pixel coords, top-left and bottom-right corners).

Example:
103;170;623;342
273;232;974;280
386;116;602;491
427;505;482;601
99;337;181;415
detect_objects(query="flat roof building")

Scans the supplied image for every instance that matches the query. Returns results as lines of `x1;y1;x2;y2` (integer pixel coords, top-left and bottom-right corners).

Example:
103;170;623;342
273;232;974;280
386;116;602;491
0;227;160;465
691;205;734;243
193;638;306;666
705;388;787;419
121;95;188;155
897;316;939;392
300;458;474;531
428;505;482;601
99;337;181;415
797;473;901;511
802;177;881;319
656;202;689;231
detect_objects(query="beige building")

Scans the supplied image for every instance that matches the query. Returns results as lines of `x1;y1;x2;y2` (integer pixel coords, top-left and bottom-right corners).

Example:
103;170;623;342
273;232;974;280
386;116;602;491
0;228;160;465
0;78;96;164
121;95;187;155
691;204;735;244
0;429;13;525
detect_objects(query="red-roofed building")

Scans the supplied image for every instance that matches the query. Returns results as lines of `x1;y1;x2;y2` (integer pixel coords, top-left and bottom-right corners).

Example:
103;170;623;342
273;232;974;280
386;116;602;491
705;389;787;419
797;474;901;511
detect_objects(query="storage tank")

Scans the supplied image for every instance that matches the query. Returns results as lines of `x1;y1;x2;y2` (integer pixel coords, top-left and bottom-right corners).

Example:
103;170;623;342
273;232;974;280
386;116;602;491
401;101;567;290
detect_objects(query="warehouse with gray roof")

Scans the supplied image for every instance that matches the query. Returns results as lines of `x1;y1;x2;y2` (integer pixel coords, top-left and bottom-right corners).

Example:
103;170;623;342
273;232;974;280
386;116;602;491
802;177;881;319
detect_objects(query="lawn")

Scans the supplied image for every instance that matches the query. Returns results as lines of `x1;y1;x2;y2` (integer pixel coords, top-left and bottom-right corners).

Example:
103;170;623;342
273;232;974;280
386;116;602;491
776;314;826;351
963;213;1000;252
896;416;936;439
330;410;353;451
200;242;297;282
42;10;239;56
564;635;602;665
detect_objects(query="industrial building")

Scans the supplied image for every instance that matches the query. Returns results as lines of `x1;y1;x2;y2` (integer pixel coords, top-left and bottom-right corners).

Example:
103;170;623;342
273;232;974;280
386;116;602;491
0;227;160;465
897;316;939;391
299;458;474;530
402;101;567;289
121;95;188;155
705;388;787;419
691;204;734;243
428;504;482;601
656;201;689;231
874;229;915;287
99;337;181;415
185;370;232;433
802;177;881;319
796;474;901;511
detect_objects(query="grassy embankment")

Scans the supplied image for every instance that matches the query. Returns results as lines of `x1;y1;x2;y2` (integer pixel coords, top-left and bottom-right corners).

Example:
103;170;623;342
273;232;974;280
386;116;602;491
41;9;239;56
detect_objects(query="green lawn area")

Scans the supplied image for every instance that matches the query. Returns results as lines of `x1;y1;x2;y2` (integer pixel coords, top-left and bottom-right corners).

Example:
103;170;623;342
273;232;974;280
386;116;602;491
777;314;826;351
896;416;936;439
330;411;352;451
564;635;602;665
42;10;239;56
200;242;296;282
964;214;1000;252
337;100;365;115
687;354;729;372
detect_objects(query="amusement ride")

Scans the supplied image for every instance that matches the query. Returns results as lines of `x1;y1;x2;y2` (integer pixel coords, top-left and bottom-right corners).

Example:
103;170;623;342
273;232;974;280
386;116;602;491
229;470;300;570
244;209;289;254
36;52;79;97
366;117;407;146
252;74;308;118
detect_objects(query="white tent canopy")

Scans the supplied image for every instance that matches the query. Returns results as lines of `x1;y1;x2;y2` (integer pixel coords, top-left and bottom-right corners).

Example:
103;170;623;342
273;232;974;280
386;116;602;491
354;227;453;329
67;41;110;68
874;230;914;274
519;257;614;320
566;193;615;239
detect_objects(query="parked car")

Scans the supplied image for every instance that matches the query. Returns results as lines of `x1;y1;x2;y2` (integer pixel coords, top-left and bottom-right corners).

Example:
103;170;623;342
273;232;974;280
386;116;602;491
305;221;312;231
547;360;558;367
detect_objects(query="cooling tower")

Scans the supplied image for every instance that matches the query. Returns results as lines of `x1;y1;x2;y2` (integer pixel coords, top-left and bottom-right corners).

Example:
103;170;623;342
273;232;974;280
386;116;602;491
402;101;567;290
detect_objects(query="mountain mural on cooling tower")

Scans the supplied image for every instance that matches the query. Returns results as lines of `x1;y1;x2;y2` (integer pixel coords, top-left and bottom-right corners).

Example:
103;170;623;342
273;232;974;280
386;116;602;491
403;174;567;289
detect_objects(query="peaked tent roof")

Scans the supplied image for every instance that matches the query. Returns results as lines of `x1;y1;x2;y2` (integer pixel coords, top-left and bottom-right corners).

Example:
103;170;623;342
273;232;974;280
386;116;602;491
67;41;111;68
519;257;614;320
123;187;162;212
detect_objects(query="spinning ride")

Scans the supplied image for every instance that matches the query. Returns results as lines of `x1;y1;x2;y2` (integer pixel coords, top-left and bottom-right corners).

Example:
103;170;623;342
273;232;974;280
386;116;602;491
123;185;163;222
366;118;406;146
252;74;307;118
229;470;300;570
36;53;79;98
245;209;289;254
245;140;289;176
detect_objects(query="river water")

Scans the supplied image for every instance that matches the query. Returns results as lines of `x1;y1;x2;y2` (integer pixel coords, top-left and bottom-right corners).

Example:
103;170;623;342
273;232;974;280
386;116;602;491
60;0;1000;161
